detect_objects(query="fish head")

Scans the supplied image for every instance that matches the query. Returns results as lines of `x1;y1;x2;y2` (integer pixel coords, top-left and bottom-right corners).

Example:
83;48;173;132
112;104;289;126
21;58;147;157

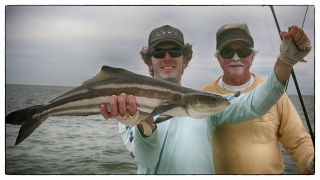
183;92;230;119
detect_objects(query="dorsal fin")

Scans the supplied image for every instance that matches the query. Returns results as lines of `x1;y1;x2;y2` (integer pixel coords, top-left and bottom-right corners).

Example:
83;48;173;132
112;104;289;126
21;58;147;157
82;65;138;86
49;66;139;103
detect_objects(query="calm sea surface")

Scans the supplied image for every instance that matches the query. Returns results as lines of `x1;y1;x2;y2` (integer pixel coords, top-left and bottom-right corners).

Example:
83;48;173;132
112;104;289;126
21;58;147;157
5;84;315;175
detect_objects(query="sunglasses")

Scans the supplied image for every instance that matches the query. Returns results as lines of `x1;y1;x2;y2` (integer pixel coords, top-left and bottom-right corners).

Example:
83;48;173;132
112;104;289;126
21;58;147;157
152;49;183;58
220;48;252;59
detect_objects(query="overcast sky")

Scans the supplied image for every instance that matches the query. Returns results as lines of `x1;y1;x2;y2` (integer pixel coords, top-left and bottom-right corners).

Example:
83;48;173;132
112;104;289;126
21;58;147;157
4;5;316;95
1;2;319;180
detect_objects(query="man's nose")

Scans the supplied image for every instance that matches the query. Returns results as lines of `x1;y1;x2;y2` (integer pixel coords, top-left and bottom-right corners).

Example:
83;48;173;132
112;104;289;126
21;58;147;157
232;53;241;61
164;52;172;60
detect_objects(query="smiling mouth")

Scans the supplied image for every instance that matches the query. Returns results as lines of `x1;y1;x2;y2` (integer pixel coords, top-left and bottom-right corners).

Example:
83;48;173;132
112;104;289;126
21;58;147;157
229;63;244;67
162;66;175;69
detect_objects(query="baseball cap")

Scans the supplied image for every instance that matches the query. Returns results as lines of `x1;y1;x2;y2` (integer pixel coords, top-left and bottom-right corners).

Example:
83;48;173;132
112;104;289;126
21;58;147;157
148;25;185;49
216;22;254;50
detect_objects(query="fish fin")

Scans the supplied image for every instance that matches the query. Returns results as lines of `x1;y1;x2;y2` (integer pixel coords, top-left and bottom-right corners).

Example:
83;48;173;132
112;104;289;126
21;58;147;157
82;66;138;86
6;105;43;125
6;105;48;145
154;116;173;124
15;116;47;145
148;103;180;118
49;66;139;103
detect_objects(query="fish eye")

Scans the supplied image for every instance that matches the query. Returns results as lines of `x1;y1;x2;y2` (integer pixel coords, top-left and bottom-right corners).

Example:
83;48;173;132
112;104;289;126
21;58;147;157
211;97;215;101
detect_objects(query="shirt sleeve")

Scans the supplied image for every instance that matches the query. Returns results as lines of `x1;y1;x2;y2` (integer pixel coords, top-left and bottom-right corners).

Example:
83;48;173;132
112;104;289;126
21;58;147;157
277;94;314;174
118;122;161;168
212;70;285;126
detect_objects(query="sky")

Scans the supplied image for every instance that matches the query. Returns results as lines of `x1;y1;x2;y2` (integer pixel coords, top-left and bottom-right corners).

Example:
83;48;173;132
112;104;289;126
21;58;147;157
3;4;316;95
1;1;319;180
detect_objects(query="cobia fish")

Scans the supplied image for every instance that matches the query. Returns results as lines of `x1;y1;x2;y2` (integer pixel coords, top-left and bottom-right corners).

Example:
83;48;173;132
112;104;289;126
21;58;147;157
6;65;230;145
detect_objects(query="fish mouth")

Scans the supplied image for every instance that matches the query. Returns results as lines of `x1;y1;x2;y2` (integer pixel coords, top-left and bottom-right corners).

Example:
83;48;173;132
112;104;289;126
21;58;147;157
222;101;231;106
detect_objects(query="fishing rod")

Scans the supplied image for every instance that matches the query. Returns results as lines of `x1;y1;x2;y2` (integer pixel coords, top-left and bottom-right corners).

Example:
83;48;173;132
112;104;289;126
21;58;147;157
269;5;314;145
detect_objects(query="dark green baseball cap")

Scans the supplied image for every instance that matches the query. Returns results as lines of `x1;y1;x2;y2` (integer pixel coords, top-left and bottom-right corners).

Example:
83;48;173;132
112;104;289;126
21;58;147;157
148;25;185;49
216;22;254;50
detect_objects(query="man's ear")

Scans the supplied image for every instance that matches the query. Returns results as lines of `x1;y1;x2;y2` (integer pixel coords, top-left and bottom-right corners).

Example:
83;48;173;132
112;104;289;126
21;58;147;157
183;58;188;68
148;61;153;70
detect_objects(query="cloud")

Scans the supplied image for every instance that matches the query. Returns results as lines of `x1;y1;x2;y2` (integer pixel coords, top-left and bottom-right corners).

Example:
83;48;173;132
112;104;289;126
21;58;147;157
4;5;315;95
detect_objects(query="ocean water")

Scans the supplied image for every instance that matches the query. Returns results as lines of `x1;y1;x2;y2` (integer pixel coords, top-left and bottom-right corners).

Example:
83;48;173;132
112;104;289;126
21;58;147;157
5;84;315;175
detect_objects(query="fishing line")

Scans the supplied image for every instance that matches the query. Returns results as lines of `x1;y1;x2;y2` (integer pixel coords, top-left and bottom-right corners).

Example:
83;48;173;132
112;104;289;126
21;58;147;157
301;6;309;28
253;6;277;70
269;5;314;146
230;6;262;21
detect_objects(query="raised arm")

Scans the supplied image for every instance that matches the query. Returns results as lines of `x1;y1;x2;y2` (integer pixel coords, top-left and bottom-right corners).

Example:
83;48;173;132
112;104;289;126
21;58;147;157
274;25;311;84
213;25;312;126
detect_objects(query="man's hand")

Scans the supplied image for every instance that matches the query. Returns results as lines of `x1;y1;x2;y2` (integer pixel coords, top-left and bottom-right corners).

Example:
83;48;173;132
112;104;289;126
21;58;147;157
100;93;156;136
306;157;315;174
100;93;137;120
278;25;311;65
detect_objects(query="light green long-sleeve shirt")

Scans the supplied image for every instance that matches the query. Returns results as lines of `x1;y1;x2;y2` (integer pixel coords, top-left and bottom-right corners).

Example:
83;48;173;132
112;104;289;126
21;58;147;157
119;70;285;174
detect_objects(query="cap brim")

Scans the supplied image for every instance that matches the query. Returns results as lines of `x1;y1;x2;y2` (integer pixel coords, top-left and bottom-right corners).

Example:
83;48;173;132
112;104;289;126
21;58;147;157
149;39;185;49
217;38;253;51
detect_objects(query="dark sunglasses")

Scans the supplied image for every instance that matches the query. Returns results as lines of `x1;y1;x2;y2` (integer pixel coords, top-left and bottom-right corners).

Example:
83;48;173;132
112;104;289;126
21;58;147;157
152;49;183;58
220;48;252;59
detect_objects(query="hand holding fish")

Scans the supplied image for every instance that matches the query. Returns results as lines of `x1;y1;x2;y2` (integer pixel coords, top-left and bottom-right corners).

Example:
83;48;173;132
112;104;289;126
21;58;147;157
99;93;138;123
100;93;156;136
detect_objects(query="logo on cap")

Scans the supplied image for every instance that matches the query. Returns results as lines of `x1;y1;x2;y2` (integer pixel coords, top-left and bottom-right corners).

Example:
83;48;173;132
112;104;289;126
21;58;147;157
155;29;180;36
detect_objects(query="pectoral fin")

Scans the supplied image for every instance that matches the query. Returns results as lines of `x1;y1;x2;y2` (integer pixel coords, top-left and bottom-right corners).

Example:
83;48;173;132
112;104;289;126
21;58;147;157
154;116;173;124
148;103;180;118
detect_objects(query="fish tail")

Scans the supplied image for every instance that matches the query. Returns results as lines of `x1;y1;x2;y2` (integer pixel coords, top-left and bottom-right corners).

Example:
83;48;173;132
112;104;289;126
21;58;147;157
6;105;46;145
